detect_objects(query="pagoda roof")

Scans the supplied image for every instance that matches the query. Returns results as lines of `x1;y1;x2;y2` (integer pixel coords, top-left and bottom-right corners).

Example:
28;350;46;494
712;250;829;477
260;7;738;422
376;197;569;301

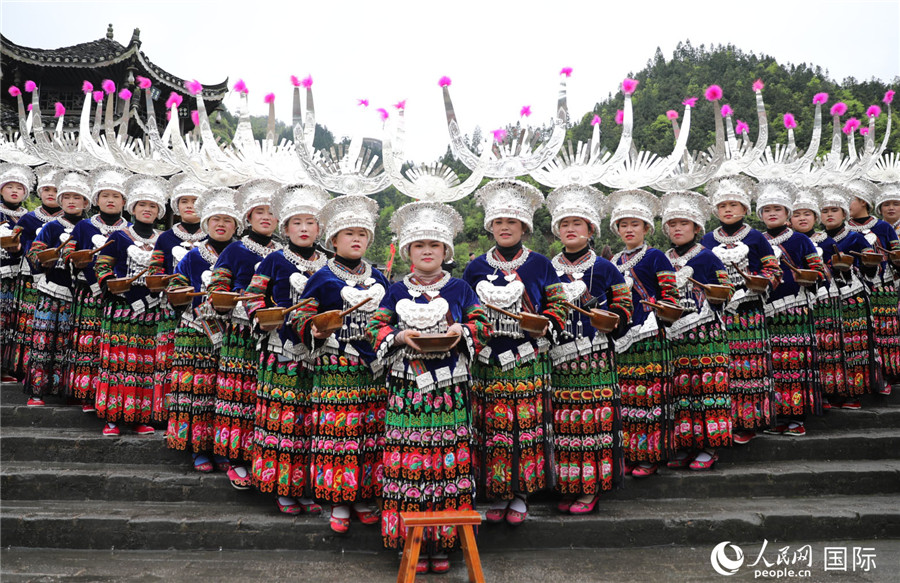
1;26;228;100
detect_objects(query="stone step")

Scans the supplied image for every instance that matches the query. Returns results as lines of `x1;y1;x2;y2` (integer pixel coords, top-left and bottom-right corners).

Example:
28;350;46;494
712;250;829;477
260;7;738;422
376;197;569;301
4;459;899;505
2;494;898;552
3;424;898;467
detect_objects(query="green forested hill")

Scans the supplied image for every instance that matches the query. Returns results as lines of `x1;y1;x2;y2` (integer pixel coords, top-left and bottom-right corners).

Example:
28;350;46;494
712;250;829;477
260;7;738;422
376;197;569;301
222;41;899;271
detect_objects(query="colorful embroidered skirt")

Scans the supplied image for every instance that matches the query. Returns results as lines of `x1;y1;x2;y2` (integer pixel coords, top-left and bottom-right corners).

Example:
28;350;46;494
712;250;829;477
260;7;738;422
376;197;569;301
95;299;157;423
470;355;551;500
27;292;74;397
769;302;821;418
871;283;900;381
7;274;39;378
68;285;104;402
213;321;259;463
617;333;670;463
151;303;177;423
670;320;732;450
551;348;622;496
251;349;313;497
308;353;386;504
813;290;846;399
381;374;473;552
722;300;774;432
0;274;17;372
165;324;218;453
837;288;875;397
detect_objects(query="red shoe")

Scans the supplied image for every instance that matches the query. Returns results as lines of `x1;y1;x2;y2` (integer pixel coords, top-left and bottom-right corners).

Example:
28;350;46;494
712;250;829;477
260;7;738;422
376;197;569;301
506;508;528;525
351;506;380;525
415;559;429;574
82;404;96;413
556;497;574;513
878;384;893;396
822;400;833;410
631;463;658;478
689;453;718;471
569;496;598;515
783;423;806;437
191;454;214;473
299;500;323;515
329;509;351;534
2;374;18;383
102;425;120;437
226;466;251;490
430;557;451;574
26;397;45;407
276;498;302;515
841;400;862;410
666;453;691;469
732;430;759;445
623;462;635;476
484;507;508;523
133;424;155;435
764;424;787;435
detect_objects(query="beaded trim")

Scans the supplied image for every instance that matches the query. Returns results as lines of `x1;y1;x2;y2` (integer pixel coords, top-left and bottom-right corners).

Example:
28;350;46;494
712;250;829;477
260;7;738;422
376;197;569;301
284;248;327;274
611;244;648;274
486;246;531;272
128;225;159;247
173;223;206;243
666;243;703;269
0;205;27;221
551;249;596;274
34;207;60;224
198;242;219;266
403;271;451;293
327;257;372;284
848;216;877;233
765;227;794;247
90;215;128;236
241;235;280;258
712;224;752;245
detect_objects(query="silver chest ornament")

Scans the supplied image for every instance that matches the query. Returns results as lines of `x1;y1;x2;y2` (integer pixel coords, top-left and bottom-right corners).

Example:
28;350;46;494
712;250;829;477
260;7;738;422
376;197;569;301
396;297;449;333
338;281;385;341
712;242;750;287
200;269;212;291
91;234;107;249
127;244;153;284
172;243;193;265
561;279;587;303
476;276;525;337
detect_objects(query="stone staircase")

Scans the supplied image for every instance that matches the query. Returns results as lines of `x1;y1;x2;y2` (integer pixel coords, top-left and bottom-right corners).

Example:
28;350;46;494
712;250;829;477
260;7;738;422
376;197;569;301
2;380;899;553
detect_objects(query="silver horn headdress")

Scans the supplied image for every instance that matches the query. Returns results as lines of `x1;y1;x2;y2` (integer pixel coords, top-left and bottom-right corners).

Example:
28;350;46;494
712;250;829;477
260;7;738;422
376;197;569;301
745;93;826;182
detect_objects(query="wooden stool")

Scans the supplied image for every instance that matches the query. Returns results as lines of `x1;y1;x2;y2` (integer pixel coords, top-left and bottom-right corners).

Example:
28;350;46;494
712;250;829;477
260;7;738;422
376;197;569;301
397;510;485;583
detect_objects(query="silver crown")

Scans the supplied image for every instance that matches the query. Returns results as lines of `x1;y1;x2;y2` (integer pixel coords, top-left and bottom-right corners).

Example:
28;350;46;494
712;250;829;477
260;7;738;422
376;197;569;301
876;183;900;215
816;184;852;218
35;165;63;192
0;162;36;192
475;179;544;233
57;170;91;200
272;182;331;233
168;173;206;208
753;179;798;219
607;188;660;234
705;174;755;212
89;165;132;206
124;174;169;221
792;187;821;218
197;186;243;235
319;194;380;250
659;190;711;234
237;178;280;228
867;153;900;184
389;201;464;261
745;99;825;183
442;72;568;179
545;184;605;237
845;178;880;210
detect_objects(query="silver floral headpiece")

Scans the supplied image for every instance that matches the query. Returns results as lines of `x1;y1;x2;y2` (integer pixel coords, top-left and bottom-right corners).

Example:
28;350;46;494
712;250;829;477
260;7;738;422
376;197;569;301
845;178;880;210
0;162;35;192
753;179;798;219
659;190;711;234
607;188;659;234
124;174;168;221
168;173;206;208
272;182;330;233
705;174;755;212
35;165;63;193
816;184;851;218
197;186;243;235
237;178;280;228
57;170;91;201
475;179;544;233
89;165;132;206
390;201;464;262
319;194;380;250
876;183;900;215
545;184;605;237
792;187;821;219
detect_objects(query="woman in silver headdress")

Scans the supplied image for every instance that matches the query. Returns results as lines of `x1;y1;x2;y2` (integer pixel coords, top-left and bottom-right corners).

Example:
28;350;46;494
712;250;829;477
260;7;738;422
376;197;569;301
546;185;631;513
368;200;492;573
461;179;568;525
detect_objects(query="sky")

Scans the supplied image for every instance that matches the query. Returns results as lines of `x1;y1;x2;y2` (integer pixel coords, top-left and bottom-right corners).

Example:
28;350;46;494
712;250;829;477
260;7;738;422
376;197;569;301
1;0;898;162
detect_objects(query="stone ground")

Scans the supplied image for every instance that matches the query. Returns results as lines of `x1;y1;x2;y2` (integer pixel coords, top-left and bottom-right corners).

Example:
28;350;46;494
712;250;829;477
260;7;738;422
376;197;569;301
3;540;899;582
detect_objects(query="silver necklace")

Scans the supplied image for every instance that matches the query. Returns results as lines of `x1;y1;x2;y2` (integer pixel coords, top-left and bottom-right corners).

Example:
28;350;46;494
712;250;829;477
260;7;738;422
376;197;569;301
848;216;877;233
552;249;596;274
128;225;159;248
403;271;451;293
612;244;648;273
486;246;531;272
284;248;327;274
57;216;78;231
173;223;206;243
810;231;826;244
327;257;372;285
713;224;751;245
90;215;127;236
0;205;27;221
241;235;279;258
831;226;849;243
34;207;60;223
765;227;794;247
198;242;219;266
666;243;703;269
